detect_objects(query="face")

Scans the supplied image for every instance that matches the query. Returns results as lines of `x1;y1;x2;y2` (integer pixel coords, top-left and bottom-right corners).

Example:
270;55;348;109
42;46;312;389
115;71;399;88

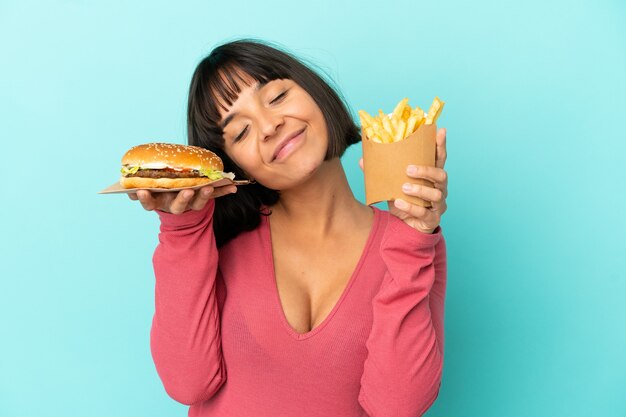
217;75;328;190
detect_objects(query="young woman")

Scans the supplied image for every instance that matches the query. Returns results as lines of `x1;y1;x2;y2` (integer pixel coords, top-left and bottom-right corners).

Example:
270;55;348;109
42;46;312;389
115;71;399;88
129;39;449;417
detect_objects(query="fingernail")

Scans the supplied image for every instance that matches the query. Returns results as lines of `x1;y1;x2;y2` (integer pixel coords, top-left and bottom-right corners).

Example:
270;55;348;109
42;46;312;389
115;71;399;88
202;188;212;197
394;199;409;209
184;190;193;198
402;183;412;192
407;165;418;175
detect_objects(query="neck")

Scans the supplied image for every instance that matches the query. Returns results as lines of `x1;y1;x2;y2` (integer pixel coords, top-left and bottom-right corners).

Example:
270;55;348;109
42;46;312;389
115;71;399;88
270;158;364;235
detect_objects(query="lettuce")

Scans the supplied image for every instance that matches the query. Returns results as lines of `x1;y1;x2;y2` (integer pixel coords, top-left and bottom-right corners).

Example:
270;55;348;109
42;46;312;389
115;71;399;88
199;169;224;180
120;166;140;175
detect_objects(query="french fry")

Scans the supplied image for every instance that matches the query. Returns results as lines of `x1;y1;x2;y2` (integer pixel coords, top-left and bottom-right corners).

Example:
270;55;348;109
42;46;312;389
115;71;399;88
394;119;406;142
376;124;393;143
412;107;425;131
358;110;375;128
391;118;399;132
371;120;382;137
405;115;418;136
425;97;445;125
401;105;412;121
381;116;394;138
392;98;409;120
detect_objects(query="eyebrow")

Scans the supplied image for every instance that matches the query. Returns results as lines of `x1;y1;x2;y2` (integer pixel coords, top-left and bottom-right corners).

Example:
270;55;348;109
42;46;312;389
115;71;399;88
219;82;267;129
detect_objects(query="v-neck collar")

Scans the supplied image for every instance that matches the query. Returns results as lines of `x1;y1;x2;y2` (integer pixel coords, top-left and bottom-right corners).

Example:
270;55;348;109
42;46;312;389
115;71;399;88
260;207;382;341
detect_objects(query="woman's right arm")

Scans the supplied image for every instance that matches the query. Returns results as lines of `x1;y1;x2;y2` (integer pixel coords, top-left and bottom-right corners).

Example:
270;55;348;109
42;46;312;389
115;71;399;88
131;185;235;405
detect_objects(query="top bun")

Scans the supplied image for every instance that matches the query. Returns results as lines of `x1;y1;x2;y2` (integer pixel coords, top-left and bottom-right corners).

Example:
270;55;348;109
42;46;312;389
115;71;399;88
121;143;223;171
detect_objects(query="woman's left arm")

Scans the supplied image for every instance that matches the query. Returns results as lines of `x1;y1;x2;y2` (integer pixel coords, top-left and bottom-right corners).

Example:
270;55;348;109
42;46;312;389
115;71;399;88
358;218;446;417
358;128;449;417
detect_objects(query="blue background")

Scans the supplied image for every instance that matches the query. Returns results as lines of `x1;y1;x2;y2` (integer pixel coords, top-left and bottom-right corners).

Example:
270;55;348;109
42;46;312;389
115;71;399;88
1;1;625;416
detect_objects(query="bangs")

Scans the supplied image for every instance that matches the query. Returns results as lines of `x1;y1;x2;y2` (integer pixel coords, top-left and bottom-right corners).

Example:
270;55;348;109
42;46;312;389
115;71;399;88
202;60;290;131
209;64;266;112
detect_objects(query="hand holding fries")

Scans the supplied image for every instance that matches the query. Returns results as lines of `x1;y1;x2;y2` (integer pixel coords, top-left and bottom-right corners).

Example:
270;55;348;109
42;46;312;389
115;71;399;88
359;96;448;233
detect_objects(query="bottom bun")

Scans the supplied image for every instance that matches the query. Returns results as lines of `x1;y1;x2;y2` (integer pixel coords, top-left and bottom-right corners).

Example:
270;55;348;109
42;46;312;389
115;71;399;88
120;176;215;189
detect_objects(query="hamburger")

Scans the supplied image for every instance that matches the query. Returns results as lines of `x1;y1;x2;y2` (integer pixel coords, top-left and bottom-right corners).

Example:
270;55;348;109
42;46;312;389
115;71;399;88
120;143;235;189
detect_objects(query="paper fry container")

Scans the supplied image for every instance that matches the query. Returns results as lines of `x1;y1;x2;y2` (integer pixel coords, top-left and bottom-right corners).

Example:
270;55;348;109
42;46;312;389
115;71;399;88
362;123;437;207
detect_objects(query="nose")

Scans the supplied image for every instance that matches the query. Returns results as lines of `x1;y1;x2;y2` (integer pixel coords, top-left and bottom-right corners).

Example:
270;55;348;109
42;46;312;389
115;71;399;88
257;107;284;142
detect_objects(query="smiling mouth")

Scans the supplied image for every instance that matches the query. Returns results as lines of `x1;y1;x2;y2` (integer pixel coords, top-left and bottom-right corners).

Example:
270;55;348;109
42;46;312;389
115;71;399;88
272;128;306;162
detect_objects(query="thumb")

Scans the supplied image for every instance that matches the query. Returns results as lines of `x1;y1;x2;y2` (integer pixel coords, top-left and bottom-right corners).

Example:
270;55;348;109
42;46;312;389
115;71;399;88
359;157;364;171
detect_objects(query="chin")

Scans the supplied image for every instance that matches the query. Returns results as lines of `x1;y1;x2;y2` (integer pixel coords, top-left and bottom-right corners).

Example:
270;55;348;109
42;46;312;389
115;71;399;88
260;159;323;191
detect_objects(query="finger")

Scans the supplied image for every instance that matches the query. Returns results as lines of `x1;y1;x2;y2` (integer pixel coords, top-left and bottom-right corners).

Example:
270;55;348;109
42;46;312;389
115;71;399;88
402;182;444;204
128;193;138;201
430;171;449;199
440;183;448;199
435;127;447;169
189;185;236;210
170;189;195;214
439;200;447;215
136;190;158;211
393;198;439;221
189;186;215;211
406;165;448;186
359;158;364;171
212;185;238;199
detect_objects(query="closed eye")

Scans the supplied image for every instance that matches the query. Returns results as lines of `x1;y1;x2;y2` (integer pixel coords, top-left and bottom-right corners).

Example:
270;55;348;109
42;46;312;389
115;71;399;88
234;125;248;142
270;90;288;104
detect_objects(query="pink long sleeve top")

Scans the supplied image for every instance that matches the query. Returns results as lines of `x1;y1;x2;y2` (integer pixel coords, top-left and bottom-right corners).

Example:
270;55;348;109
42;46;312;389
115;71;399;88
150;199;447;417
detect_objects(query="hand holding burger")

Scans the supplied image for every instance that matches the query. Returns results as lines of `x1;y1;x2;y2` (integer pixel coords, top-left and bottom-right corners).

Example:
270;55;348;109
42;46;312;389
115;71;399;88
122;143;238;214
128;185;237;214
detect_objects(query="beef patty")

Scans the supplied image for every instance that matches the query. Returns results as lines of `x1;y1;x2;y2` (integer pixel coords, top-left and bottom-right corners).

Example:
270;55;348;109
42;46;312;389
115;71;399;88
126;169;202;179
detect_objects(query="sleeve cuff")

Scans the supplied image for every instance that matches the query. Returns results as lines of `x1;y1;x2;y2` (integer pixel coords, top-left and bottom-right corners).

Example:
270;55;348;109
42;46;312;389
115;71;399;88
384;216;443;249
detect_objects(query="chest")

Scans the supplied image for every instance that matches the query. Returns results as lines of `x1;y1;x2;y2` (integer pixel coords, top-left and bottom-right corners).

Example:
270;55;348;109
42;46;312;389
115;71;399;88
269;228;371;334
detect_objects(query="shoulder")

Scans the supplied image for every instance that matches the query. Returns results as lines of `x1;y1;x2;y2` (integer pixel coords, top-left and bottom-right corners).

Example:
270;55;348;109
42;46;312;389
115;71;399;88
371;205;399;231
